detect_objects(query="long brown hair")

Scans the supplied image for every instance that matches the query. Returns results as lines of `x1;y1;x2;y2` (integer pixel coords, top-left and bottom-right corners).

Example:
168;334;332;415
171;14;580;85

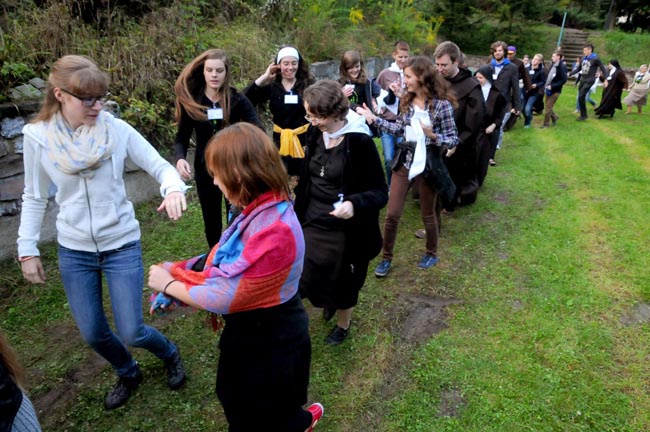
399;56;457;112
205;123;289;207
174;49;233;124
35;55;109;123
338;50;367;85
0;331;24;388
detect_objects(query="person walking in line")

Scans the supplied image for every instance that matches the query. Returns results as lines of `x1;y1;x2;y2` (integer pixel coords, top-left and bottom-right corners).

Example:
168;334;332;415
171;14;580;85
245;45;314;156
17;55;188;410
523;54;546;128
358;56;458;277
576;44;608;121
338;50;381;116
474;65;506;182
486;41;521;163
623;64;649;114
541;50;568;128
433;41;485;209
148;123;323;432
595;59;629;119
174;49;264;247
375;40;411;185
295;80;387;346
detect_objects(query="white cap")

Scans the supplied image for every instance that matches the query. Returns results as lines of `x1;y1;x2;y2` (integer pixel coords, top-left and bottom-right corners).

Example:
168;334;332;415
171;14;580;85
276;47;300;63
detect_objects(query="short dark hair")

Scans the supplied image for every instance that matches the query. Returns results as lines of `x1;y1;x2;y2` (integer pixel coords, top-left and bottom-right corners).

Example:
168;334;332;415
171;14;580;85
303;80;349;121
583;43;594;51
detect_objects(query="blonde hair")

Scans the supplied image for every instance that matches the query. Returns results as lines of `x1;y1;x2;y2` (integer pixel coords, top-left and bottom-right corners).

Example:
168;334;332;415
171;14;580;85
174;49;233;124
205;123;289;207
35;55;108;123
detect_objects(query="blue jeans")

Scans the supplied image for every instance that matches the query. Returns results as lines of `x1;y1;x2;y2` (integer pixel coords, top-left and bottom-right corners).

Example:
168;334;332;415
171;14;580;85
58;241;176;378
497;111;511;150
524;94;538;126
380;131;402;185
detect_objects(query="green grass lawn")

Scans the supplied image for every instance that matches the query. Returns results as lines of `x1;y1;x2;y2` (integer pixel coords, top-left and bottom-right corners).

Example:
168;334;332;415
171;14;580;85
1;84;649;431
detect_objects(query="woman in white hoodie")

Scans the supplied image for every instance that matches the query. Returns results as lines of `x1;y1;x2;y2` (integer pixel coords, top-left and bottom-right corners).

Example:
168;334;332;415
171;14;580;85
17;55;188;410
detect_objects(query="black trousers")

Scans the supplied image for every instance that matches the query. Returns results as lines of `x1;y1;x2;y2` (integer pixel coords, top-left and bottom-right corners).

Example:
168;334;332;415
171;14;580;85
578;80;595;118
195;165;229;248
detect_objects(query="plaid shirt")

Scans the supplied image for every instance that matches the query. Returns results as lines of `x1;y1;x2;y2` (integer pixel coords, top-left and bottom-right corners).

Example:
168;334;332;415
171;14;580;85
375;99;458;148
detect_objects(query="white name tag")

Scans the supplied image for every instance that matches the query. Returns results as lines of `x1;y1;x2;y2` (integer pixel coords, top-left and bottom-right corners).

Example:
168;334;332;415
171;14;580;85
284;94;298;104
492;74;498;81
207;108;223;120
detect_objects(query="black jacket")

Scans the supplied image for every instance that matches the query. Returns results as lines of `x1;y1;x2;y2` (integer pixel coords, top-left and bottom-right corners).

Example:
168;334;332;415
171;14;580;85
174;89;263;167
546;62;568;95
488;61;522;112
293;129;388;261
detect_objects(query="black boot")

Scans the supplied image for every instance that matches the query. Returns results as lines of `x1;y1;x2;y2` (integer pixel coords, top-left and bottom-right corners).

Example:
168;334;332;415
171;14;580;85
164;346;186;390
104;366;143;410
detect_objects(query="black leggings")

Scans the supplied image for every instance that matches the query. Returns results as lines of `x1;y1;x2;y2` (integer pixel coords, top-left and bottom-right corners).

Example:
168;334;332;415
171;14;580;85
195;165;230;247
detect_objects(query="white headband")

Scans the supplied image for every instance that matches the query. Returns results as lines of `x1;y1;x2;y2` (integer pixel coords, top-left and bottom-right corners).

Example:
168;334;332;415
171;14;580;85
276;47;300;63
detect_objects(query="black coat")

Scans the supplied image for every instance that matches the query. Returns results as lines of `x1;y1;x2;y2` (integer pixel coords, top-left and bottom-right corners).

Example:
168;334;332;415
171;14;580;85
488;61;522;112
293;129;388;261
445;68;486;204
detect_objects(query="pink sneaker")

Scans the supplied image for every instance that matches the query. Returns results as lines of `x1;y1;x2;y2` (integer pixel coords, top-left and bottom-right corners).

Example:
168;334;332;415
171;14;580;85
306;402;324;431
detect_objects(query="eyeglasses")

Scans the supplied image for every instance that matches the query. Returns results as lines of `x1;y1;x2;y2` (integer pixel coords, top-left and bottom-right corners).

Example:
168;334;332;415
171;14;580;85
304;113;324;123
60;88;110;107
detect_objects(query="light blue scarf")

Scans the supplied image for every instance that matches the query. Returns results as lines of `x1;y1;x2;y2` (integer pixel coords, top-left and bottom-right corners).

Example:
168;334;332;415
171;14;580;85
45;111;114;178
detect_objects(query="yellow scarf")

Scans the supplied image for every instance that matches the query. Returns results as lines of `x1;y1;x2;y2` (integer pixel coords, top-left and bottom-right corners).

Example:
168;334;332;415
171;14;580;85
273;123;309;158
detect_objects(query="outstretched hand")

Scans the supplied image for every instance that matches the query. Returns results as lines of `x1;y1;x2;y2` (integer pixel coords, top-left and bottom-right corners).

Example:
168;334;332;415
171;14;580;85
157;191;187;220
356;103;376;125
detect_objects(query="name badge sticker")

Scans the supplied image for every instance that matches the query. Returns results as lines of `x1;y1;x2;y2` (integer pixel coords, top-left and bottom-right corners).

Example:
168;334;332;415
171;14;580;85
207;108;223;120
285;94;298;104
492;74;498;81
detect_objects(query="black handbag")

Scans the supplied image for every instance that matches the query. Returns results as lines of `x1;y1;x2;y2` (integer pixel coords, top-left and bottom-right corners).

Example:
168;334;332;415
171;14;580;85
422;146;456;203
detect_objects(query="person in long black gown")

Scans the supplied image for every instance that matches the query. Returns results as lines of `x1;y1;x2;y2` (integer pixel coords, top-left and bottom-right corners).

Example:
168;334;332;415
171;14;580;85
595;59;629;119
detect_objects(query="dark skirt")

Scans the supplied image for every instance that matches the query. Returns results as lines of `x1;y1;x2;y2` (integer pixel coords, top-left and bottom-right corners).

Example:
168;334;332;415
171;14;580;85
299;226;369;310
216;294;312;432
